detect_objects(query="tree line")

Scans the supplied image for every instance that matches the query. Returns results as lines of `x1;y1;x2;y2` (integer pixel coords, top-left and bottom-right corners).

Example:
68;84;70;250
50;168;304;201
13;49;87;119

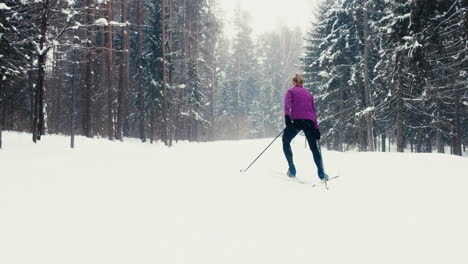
0;0;305;149
4;0;464;156
302;0;468;155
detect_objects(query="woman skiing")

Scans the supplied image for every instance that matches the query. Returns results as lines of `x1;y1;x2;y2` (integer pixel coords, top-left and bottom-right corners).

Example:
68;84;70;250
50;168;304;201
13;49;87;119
283;74;327;181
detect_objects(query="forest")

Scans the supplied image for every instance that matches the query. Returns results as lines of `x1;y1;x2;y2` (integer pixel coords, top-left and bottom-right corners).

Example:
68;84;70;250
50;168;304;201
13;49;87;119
0;0;467;156
303;0;468;155
0;0;301;148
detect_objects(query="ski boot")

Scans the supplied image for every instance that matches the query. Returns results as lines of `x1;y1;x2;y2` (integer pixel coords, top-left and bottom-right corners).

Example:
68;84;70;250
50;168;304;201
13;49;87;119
319;171;329;182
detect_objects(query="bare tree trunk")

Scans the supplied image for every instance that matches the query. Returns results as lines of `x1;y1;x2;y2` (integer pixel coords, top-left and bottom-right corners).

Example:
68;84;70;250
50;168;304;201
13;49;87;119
123;12;131;138
396;53;404;152
396;96;404;152
98;3;107;137
381;132;386;152
107;0;114;140
71;29;79;149
137;0;146;142
150;109;155;144
29;60;35;133
33;0;50;143
363;3;374;151
83;0;96;138
116;0;129;141
56;53;63;133
186;1;193;141
436;99;444;153
168;0;173;146
358;117;366;151
161;0;168;145
453;88;462;156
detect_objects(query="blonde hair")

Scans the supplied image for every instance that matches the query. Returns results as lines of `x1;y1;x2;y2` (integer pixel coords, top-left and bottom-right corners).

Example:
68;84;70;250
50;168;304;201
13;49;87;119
293;74;304;86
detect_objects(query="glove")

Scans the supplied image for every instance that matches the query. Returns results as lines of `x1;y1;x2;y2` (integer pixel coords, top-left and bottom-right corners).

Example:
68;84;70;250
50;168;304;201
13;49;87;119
285;115;293;127
312;129;321;140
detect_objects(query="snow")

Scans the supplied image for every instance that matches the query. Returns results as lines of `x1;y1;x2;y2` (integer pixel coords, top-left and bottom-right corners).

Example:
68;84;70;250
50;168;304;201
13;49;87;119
35;44;48;56
95;18;109;26
1;132;468;264
318;71;330;78
356;106;375;117
109;21;130;27
0;3;12;10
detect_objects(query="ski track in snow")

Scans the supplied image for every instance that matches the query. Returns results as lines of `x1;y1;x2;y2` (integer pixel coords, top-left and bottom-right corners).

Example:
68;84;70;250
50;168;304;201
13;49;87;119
1;132;467;264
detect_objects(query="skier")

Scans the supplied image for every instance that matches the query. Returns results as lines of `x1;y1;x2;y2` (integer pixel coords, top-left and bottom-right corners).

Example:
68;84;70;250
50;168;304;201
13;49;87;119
283;74;327;181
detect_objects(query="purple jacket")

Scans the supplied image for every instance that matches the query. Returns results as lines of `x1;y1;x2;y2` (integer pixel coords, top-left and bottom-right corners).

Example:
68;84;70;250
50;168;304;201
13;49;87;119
284;85;319;129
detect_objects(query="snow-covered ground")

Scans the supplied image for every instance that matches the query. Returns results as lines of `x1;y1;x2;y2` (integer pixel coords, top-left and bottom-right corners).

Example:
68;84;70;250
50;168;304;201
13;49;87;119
1;132;467;264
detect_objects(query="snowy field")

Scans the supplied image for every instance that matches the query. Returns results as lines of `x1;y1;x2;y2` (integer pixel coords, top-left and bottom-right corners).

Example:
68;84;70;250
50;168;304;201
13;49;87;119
1;132;468;264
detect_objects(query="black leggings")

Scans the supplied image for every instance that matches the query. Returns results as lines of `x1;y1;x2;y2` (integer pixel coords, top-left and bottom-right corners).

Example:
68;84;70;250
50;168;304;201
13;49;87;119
282;119;324;177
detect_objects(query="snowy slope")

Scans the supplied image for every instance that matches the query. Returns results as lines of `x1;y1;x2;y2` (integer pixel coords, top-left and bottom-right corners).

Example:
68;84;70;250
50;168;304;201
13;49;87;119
1;132;467;264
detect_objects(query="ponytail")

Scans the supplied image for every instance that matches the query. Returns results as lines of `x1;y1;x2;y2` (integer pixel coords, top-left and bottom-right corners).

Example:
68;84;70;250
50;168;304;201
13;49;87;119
293;74;304;86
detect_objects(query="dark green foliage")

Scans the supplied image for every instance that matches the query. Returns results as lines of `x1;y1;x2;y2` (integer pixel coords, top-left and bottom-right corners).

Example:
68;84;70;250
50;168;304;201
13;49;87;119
303;0;467;154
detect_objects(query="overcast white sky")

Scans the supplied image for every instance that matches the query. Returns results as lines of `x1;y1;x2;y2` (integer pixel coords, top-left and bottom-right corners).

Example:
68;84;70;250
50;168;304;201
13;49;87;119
216;0;319;38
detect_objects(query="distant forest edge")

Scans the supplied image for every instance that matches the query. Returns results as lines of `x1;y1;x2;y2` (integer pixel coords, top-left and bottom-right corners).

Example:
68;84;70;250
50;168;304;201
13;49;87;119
0;0;467;156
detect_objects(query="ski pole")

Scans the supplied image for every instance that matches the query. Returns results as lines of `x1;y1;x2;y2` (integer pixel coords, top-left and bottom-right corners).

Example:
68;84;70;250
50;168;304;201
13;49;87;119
240;128;285;173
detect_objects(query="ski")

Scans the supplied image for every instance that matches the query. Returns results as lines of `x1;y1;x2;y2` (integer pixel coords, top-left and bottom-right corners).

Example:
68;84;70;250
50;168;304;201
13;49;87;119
311;175;340;189
277;173;340;188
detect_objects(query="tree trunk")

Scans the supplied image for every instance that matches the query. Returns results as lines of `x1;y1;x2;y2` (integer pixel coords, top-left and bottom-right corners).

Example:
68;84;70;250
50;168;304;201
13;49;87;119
116;0;129;141
381;132;386;152
177;0;187;142
98;3;107;137
150;109;155;144
33;0;50;143
162;0;168;145
137;0;146;142
168;0;174;146
395;51;404;152
452;88;462;156
123;12;131;138
396;98;404;152
83;0;96;138
363;3;374;151
107;0;114;140
358;117;366;151
34;54;46;143
436;99;444;153
71;30;79;149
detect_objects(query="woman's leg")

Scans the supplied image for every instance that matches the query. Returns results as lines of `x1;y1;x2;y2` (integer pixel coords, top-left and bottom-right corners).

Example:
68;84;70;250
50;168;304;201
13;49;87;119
282;126;299;174
304;128;325;179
